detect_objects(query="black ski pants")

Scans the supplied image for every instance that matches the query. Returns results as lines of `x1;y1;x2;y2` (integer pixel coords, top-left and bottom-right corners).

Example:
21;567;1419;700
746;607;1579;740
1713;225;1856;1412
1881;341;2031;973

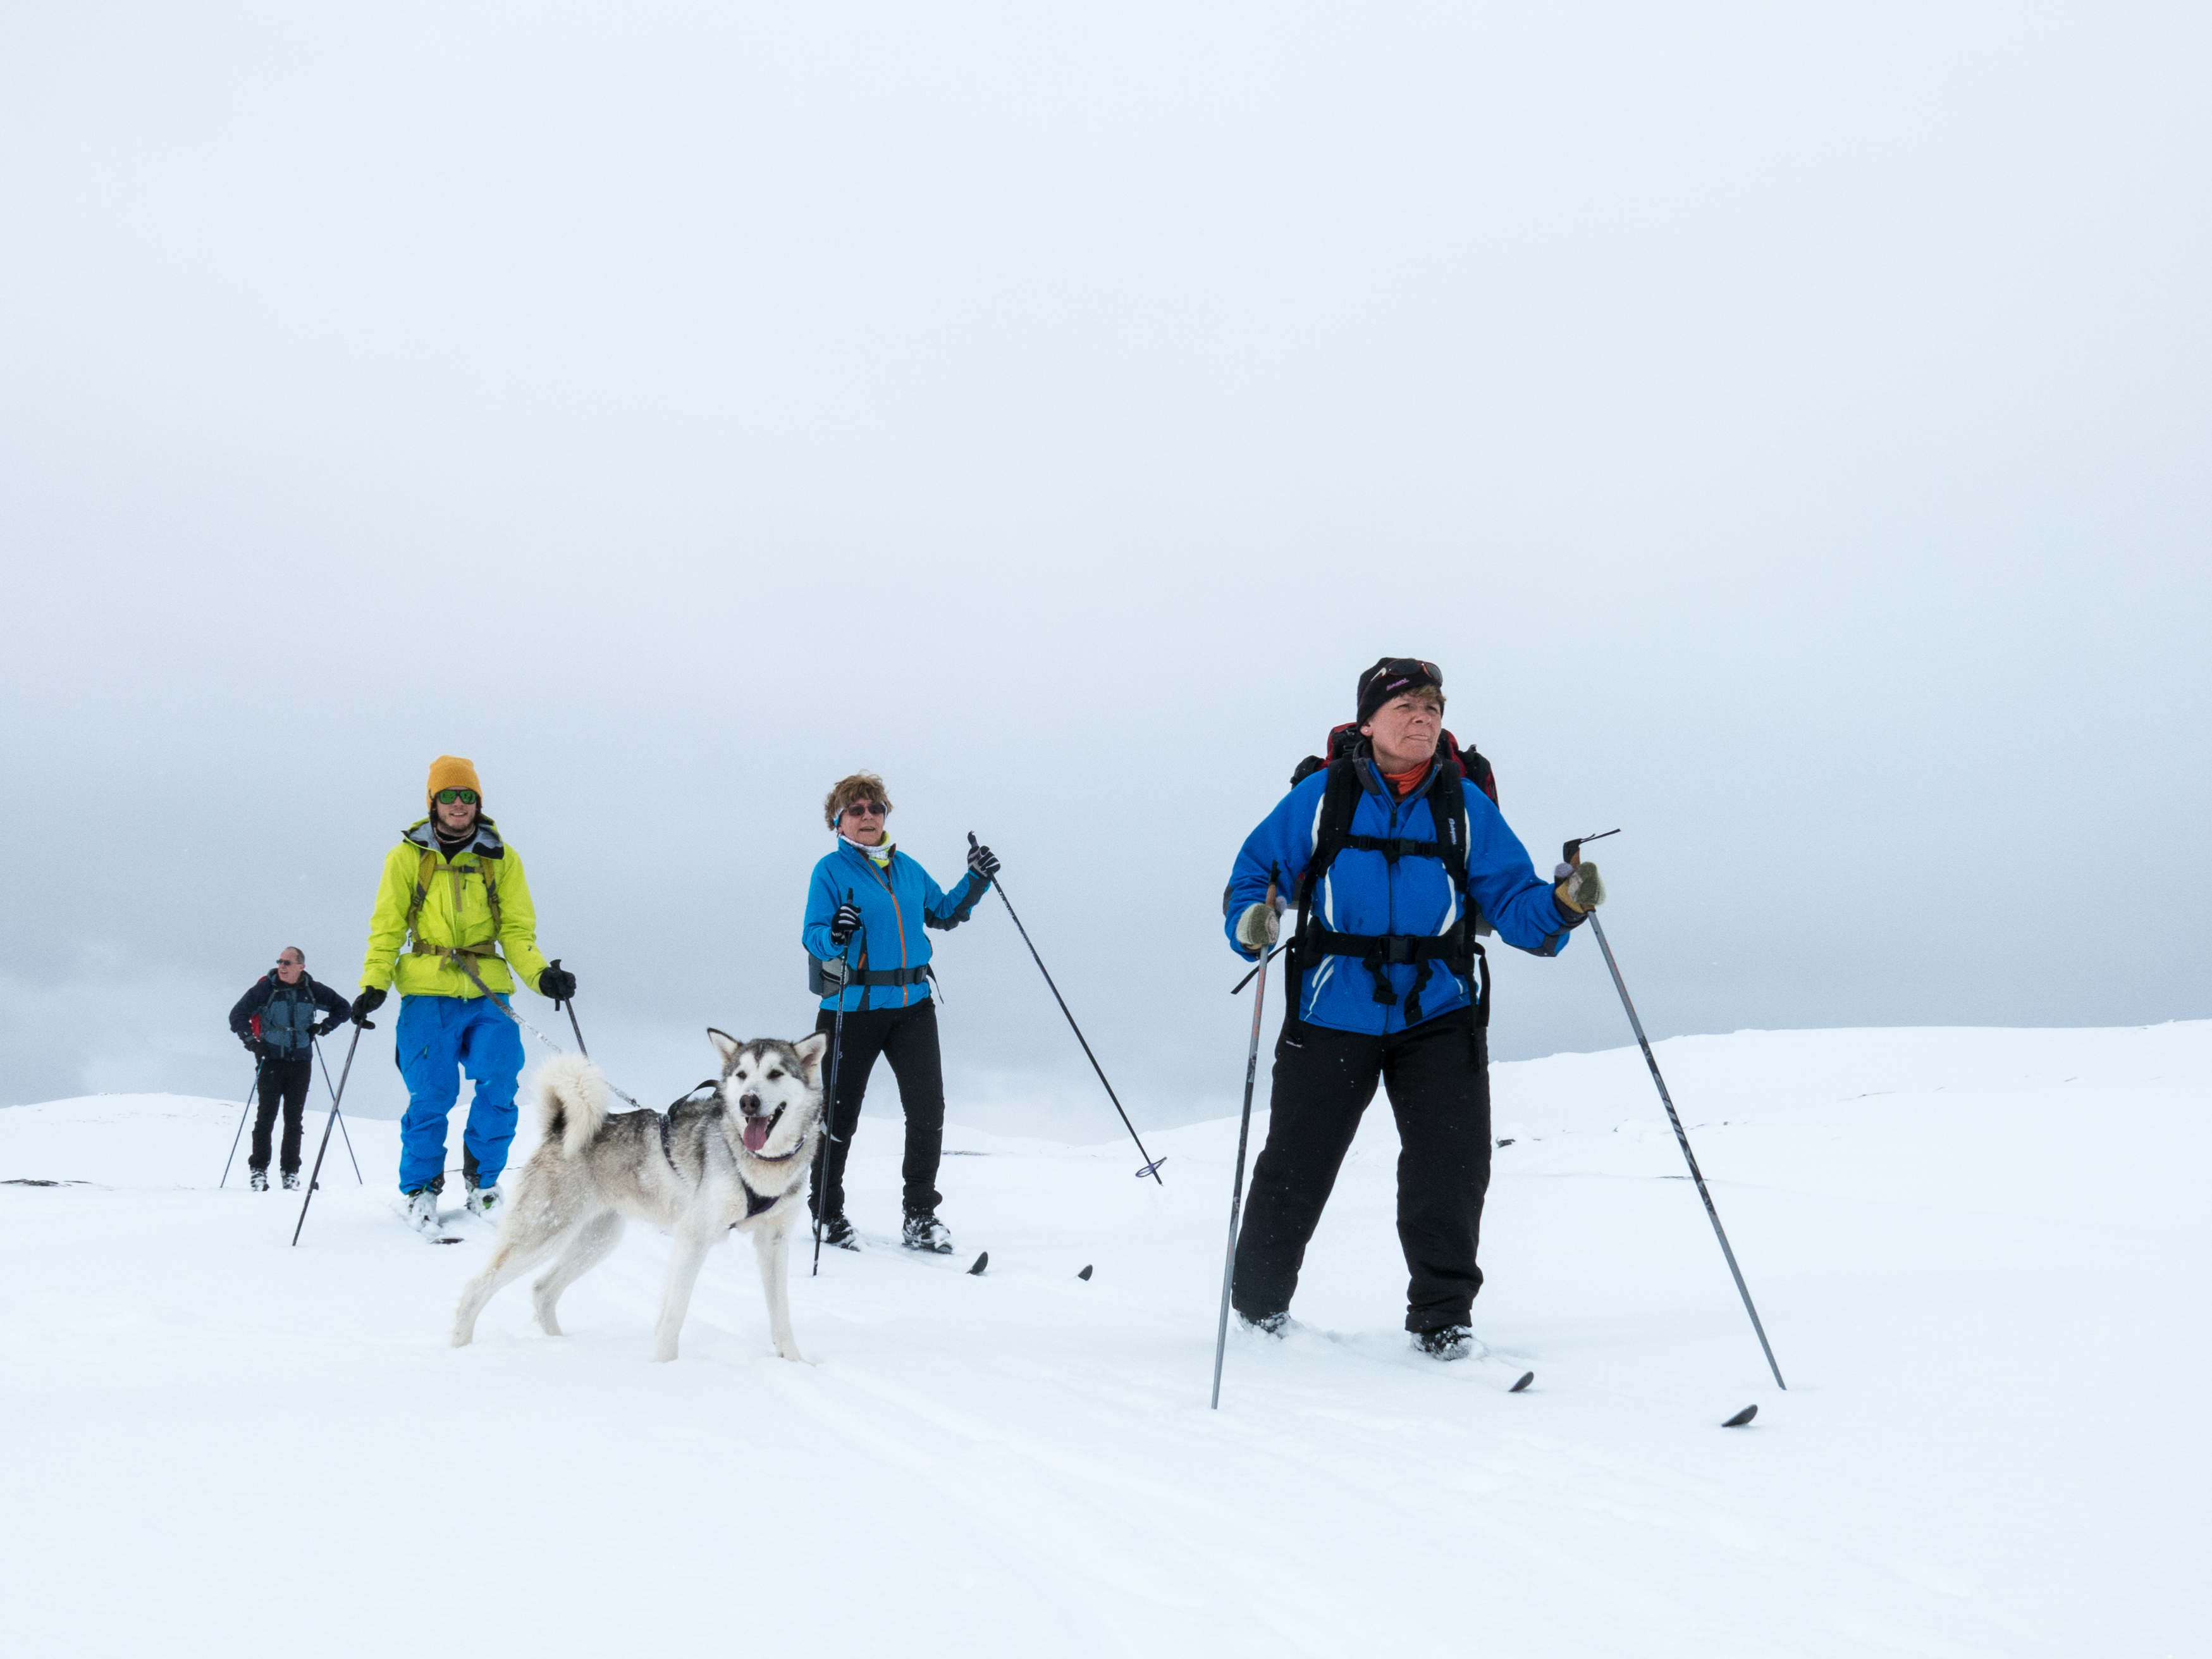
251;1055;312;1175
1231;1012;1492;1334
810;1000;947;1220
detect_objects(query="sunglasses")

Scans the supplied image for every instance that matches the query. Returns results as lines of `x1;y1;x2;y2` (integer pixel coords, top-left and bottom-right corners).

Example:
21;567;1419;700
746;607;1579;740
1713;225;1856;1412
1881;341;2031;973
434;788;480;806
1368;658;1440;688
841;801;887;818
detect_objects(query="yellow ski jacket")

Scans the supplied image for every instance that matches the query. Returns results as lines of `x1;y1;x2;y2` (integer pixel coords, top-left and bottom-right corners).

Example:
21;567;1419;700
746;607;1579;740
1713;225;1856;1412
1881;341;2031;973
358;817;553;999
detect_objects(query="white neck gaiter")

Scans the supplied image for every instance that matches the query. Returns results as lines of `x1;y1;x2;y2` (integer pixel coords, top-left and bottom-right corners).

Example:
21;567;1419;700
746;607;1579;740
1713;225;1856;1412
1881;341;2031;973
839;834;894;866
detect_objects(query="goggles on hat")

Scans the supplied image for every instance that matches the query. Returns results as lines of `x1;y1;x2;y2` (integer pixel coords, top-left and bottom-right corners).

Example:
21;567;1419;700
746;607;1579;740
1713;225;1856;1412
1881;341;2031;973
1364;658;1441;692
434;788;480;806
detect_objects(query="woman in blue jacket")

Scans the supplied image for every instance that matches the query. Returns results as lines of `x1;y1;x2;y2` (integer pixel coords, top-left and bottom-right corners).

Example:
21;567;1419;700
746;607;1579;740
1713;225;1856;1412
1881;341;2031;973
802;772;998;1253
1222;658;1607;1359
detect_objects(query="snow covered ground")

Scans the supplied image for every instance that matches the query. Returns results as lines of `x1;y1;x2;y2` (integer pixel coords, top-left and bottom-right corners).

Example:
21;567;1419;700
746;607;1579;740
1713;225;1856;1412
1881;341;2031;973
3;1023;2206;1657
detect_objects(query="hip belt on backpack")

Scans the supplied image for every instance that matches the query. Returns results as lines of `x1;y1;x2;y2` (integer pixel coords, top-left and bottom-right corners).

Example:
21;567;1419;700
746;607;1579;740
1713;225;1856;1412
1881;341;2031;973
1295;923;1482;1028
851;964;933;989
410;938;500;962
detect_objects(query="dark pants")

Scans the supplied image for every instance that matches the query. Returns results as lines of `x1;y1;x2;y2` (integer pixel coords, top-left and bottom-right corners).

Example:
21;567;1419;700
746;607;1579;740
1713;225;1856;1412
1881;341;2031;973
810;1001;947;1220
251;1055;312;1175
1231;1013;1492;1333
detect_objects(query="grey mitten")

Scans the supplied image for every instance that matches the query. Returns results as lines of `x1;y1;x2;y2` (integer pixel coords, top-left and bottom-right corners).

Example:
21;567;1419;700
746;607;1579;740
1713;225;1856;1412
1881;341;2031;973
1234;901;1282;951
1556;861;1607;913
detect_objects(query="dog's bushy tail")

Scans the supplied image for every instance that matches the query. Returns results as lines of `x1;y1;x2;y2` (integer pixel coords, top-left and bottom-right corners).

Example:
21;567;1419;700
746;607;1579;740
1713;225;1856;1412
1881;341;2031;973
534;1053;610;1157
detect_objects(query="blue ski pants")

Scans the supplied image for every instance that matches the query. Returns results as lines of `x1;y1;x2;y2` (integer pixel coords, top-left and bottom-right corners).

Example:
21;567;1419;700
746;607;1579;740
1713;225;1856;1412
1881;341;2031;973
394;993;525;1193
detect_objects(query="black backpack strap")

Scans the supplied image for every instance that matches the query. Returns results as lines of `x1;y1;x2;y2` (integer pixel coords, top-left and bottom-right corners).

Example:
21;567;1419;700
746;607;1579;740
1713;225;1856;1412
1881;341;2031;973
1282;761;1365;1039
1300;924;1472;1025
852;965;931;988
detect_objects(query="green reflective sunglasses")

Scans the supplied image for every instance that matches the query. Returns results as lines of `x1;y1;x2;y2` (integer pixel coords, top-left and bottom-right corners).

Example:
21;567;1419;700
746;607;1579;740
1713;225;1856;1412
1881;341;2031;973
434;788;480;806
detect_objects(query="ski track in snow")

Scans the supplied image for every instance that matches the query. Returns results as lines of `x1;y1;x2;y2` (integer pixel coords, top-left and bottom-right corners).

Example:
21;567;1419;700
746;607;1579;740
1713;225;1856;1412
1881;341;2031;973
3;1023;2208;1656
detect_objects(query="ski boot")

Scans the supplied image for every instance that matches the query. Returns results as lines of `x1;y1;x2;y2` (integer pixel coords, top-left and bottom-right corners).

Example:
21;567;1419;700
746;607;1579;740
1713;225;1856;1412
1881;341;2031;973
1412;1325;1473;1362
813;1212;860;1250
248;1167;269;1193
404;1186;439;1232
281;1171;302;1192
900;1211;954;1254
464;1183;503;1220
1238;1311;1291;1339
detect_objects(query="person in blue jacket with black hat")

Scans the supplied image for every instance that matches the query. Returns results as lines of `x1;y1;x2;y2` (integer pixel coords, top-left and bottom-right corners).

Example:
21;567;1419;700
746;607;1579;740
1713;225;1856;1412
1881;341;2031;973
802;771;998;1254
1222;657;1610;1360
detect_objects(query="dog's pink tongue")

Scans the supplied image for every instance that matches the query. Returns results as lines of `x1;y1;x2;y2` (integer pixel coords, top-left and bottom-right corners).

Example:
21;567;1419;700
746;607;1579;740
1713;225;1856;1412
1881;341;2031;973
742;1118;768;1153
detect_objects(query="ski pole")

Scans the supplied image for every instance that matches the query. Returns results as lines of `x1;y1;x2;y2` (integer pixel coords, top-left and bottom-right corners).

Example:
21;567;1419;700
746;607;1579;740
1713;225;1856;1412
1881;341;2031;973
1565;833;1786;1391
813;893;857;1279
292;1025;363;1246
970;832;1165;1183
542;960;588;1057
312;1034;364;1184
219;1057;266;1188
1212;875;1278;1409
447;955;648;1110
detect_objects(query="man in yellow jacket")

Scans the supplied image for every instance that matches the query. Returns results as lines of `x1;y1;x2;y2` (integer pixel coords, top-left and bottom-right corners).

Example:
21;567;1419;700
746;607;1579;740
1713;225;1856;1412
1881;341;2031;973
352;756;577;1228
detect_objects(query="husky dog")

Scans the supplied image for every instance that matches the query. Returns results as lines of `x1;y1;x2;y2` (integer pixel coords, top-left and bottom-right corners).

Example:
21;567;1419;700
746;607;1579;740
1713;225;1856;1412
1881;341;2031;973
452;1030;828;1362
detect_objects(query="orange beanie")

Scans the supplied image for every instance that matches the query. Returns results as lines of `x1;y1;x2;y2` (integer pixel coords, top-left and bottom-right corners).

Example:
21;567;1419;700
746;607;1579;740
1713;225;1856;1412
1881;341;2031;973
426;755;484;810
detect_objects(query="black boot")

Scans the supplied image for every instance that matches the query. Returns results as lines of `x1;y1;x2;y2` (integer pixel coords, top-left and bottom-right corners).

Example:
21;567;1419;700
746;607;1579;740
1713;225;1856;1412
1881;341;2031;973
1413;1325;1473;1361
814;1212;859;1250
900;1211;953;1254
249;1167;269;1193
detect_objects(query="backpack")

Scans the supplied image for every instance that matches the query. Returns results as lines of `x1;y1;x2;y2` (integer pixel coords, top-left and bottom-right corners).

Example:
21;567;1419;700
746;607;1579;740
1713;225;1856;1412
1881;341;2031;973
1281;739;1491;1030
1290;724;1497;806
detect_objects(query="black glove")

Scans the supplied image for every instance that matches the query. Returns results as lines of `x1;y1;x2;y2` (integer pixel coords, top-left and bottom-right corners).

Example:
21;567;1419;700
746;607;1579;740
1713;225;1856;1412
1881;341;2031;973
312;1019;341;1039
240;1033;261;1055
966;841;1000;883
538;960;577;1003
351;986;387;1028
828;902;863;947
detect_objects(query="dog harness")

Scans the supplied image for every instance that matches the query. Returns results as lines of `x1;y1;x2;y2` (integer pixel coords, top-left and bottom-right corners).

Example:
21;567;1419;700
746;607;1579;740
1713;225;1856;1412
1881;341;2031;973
656;1084;804;1220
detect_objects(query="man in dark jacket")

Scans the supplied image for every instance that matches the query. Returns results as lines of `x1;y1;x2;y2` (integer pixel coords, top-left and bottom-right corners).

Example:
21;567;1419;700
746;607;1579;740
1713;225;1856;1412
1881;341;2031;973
1221;657;1608;1359
228;947;352;1191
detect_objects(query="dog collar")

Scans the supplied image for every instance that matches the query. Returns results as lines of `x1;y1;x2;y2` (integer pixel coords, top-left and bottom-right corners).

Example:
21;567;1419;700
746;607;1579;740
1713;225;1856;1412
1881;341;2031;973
742;1118;807;1164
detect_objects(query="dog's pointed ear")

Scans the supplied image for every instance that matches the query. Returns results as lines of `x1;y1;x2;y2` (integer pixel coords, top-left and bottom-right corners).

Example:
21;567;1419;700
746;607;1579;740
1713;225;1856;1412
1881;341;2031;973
794;1032;829;1083
708;1028;740;1064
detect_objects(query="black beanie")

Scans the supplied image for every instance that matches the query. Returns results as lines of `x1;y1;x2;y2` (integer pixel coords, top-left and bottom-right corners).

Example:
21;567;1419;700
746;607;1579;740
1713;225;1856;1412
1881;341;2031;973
1356;657;1444;725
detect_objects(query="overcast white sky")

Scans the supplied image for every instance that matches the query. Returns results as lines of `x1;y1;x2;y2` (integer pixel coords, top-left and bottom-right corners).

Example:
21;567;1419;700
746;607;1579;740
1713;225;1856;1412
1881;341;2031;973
3;3;2206;1133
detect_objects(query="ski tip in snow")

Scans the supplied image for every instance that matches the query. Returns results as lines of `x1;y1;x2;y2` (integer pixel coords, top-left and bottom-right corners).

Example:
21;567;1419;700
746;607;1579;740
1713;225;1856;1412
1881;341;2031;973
1509;1370;1535;1393
1077;1264;1093;1281
1723;1403;1759;1428
967;1252;988;1275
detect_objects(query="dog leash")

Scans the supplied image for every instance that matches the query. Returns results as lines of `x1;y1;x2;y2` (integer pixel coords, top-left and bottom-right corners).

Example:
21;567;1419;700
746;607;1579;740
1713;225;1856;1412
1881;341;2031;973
445;953;649;1111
